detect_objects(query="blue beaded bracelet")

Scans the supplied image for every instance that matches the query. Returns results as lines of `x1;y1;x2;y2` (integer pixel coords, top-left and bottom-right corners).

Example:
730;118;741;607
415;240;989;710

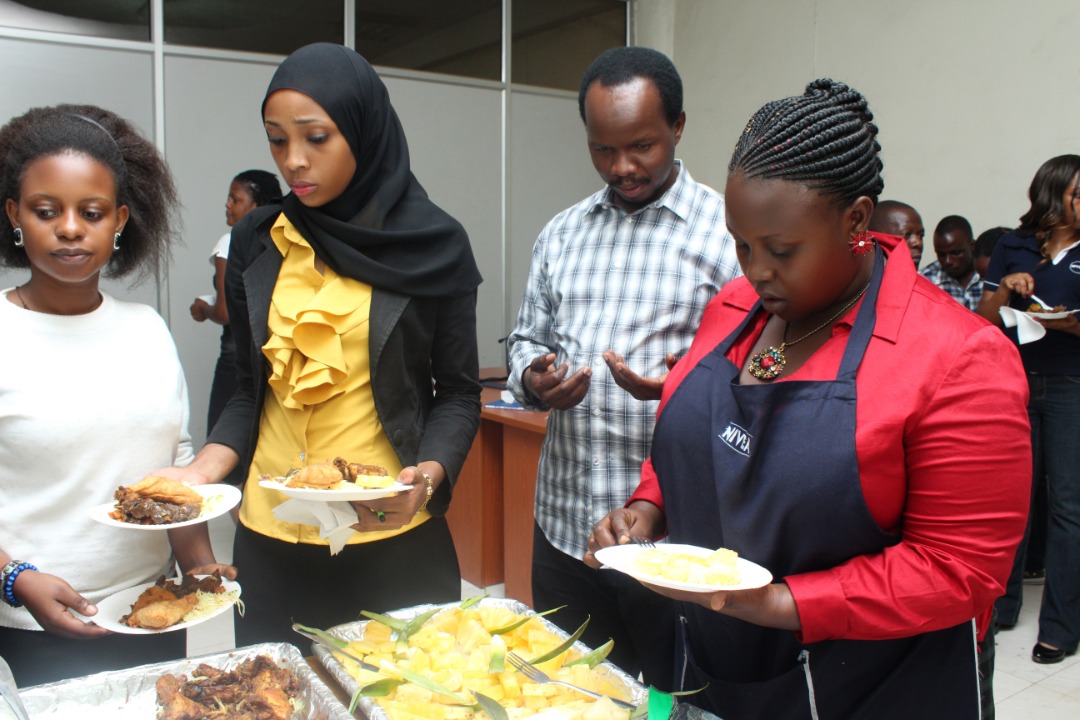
2;562;37;608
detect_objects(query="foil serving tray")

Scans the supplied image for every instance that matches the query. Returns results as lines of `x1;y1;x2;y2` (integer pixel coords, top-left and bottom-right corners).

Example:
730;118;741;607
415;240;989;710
19;641;355;719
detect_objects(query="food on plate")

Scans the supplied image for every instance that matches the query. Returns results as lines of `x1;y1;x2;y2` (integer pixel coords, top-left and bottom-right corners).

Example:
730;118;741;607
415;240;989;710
155;655;299;720
277;456;394;490
334;604;634;720
121;572;233;630
285;463;343;489
109;475;203;525
1027;302;1065;313
629;547;742;586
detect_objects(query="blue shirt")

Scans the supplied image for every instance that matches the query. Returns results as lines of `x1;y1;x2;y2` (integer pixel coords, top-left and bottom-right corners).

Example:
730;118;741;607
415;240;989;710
983;231;1080;374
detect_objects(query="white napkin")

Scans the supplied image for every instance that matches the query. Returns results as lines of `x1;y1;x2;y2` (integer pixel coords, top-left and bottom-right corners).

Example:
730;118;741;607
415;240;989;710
999;307;1047;344
271;499;357;555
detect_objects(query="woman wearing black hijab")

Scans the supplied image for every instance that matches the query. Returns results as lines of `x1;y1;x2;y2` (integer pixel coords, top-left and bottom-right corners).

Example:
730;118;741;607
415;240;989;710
161;43;482;644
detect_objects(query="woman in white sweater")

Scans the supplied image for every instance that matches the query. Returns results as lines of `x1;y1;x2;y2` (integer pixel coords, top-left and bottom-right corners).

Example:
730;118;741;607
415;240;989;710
0;104;235;687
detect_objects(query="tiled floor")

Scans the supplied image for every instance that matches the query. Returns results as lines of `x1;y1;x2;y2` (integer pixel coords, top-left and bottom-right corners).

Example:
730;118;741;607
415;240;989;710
189;516;1080;715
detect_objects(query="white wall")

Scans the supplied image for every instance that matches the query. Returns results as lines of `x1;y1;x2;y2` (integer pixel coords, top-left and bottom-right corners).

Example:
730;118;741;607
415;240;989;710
643;0;1080;259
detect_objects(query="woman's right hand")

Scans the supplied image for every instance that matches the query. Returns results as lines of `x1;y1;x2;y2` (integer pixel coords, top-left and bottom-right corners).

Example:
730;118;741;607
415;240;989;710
583;501;665;568
13;570;110;640
190;298;211;322
998;272;1036;298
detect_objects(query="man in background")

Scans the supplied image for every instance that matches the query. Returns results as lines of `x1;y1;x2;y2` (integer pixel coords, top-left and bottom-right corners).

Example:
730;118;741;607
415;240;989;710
870;199;925;267
921;215;982;311
506;46;739;687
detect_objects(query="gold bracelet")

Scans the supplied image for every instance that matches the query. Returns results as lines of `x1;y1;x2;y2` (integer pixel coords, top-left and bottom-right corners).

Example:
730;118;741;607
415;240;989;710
416;467;434;514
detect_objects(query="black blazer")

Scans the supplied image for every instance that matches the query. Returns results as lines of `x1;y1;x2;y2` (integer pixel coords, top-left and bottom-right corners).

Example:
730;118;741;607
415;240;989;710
207;206;481;516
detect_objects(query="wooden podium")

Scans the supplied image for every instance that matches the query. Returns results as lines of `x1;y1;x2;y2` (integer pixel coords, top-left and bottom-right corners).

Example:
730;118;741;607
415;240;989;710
445;370;548;606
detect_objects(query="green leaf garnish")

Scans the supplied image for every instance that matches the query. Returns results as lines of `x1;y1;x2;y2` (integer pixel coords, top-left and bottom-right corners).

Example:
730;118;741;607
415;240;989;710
360;610;408;631
472;691;510;720
460;590;489;609
380;661;468;703
565;638;613;668
527;616;589;665
293;622;348;649
357;678;405;697
489;606;564;635
396;607;441;653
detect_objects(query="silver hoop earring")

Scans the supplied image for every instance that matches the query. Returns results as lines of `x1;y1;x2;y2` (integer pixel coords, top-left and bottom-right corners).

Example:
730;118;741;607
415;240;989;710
113;232;121;251
13;227;23;247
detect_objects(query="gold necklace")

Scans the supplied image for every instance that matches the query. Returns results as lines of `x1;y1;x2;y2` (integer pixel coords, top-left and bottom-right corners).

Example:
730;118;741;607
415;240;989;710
747;278;873;381
14;285;29;310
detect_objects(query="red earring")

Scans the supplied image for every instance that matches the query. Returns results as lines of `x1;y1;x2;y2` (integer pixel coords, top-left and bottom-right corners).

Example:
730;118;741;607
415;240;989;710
849;230;875;256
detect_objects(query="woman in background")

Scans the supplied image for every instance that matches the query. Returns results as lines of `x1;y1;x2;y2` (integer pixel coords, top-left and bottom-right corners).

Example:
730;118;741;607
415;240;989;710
160;43;482;645
190;170;281;462
587;80;1030;719
978;155;1080;664
0;104;234;686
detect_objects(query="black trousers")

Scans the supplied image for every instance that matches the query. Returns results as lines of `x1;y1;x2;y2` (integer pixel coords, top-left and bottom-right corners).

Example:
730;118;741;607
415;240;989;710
232;516;460;647
0;623;185;688
531;522;676;690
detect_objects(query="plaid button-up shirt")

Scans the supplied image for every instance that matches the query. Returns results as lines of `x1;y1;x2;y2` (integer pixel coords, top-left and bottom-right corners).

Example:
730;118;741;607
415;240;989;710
920;262;983;312
507;162;740;558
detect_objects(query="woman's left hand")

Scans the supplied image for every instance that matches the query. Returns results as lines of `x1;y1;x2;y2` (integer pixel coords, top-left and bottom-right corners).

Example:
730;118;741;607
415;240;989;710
185;563;238;580
349;463;441;532
1035;313;1080;336
640;581;803;632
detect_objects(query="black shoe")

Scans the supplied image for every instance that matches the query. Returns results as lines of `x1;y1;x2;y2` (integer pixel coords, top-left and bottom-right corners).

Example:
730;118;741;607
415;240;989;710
1032;642;1070;664
1023;569;1046;584
995;620;1017;631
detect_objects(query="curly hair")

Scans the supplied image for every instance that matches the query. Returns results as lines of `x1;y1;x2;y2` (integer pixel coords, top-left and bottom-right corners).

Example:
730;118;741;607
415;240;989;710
1017;154;1080;258
728;79;884;207
0;104;179;280
578;46;683;126
232;169;282;207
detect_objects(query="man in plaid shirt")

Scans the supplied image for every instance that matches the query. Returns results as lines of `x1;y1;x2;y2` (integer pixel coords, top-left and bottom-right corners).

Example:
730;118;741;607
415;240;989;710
920;215;982;312
507;47;739;687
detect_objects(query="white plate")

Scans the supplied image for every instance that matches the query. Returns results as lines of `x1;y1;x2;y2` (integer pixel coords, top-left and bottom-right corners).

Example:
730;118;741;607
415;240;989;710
258;477;408;501
88;483;241;530
1026;309;1080;319
88;576;241;634
594;543;773;593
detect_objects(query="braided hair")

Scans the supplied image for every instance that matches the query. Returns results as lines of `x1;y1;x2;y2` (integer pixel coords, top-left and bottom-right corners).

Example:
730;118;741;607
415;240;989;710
0;103;178;279
232;169;282;207
728;79;884;206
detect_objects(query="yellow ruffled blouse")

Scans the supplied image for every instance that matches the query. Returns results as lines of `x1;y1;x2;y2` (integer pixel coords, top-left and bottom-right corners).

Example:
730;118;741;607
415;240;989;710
239;213;429;544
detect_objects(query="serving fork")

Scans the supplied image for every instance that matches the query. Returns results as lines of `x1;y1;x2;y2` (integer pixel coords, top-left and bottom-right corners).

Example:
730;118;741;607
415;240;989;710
506;652;636;709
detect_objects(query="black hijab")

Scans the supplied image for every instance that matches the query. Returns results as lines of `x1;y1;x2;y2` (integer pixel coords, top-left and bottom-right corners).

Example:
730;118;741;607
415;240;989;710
263;43;481;298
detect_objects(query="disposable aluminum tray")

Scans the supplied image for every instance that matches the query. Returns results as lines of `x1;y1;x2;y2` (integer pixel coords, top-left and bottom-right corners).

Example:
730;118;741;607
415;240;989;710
311;598;648;720
18;641;355;720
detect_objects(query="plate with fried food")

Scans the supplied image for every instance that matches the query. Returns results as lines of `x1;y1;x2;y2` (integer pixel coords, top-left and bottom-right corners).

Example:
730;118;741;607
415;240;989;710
89;477;241;530
595;543;773;593
258;457;408;501
89;572;242;634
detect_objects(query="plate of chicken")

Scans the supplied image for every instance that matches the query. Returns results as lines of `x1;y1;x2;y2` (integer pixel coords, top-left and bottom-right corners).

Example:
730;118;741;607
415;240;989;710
89;476;241;529
87;572;242;634
258;457;407;501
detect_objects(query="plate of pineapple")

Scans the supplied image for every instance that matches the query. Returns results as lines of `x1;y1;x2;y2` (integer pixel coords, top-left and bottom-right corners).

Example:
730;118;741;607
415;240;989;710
308;598;645;720
595;543;772;593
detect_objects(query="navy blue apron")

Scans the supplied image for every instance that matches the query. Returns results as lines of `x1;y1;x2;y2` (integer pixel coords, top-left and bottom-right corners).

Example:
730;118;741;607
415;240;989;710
652;252;979;719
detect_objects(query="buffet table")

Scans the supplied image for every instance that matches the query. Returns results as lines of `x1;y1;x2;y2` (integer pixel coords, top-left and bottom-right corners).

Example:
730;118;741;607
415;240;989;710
445;369;548;606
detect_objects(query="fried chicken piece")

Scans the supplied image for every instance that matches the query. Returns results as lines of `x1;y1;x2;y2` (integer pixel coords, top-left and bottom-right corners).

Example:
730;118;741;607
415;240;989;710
285;462;343;489
126;475;202;504
156;674;207;720
124;592;198;629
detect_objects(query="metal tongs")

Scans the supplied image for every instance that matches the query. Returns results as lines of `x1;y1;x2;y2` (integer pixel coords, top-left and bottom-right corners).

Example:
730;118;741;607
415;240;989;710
291;623;380;672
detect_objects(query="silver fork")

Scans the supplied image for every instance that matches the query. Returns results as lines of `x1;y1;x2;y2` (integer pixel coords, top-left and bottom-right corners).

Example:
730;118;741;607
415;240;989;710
506;652;636;709
629;536;656;548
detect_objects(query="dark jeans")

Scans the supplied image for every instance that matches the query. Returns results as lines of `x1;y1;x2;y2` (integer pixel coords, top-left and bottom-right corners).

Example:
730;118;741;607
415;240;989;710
207;329;246;485
997;374;1080;652
531;523;676;690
